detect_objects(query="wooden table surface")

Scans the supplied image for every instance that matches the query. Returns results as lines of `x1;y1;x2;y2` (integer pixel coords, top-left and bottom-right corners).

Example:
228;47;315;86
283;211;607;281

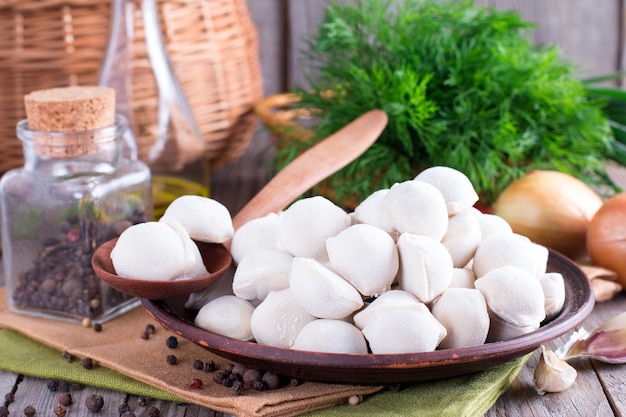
1;131;626;417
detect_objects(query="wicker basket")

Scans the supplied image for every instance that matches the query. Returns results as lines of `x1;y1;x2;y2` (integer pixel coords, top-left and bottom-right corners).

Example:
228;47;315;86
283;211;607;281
0;0;262;174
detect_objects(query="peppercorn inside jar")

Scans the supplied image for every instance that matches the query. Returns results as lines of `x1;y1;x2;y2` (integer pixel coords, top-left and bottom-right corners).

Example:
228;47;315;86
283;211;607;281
0;86;152;322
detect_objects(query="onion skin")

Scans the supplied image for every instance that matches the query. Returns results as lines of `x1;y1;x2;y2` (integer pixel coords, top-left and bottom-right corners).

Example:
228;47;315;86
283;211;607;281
587;193;626;286
493;170;603;260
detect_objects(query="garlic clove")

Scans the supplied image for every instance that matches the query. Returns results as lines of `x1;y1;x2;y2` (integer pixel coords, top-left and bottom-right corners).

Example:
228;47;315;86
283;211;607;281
562;311;626;364
534;345;577;394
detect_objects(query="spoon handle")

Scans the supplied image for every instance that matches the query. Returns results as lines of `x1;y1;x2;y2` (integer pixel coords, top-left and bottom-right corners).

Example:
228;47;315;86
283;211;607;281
232;109;388;231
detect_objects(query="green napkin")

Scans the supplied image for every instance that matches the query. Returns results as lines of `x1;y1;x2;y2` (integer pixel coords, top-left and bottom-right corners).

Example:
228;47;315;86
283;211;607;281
0;328;528;417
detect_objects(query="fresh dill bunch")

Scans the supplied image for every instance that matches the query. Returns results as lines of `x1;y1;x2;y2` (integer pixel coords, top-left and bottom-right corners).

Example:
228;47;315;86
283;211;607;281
277;0;617;206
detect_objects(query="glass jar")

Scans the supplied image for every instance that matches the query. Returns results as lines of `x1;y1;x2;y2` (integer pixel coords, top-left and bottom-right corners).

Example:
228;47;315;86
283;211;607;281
99;0;210;219
0;116;152;322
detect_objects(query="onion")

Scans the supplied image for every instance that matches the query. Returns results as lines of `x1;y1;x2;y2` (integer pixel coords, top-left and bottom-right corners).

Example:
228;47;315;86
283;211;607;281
587;193;626;286
493;170;603;260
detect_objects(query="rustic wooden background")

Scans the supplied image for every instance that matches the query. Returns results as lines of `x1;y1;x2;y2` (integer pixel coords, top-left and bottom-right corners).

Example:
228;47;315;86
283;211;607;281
246;0;624;97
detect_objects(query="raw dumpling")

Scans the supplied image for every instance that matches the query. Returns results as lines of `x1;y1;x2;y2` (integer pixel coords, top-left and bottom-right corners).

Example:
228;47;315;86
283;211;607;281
414;166;479;215
194;295;255;341
473;232;544;278
431;288;490;349
352;189;396;236
381;180;448;241
540;272;566;321
361;306;447;354
291;319;368;354
352;290;423;330
449;268;476;289
232;249;293;301
473;210;513;238
250;288;316;348
185;266;236;309
474;265;546;341
230;213;281;264
326;223;399;297
289;257;364;319
159;195;234;243
441;208;481;268
396;233;454;303
111;221;196;281
176;241;209;280
277;196;351;260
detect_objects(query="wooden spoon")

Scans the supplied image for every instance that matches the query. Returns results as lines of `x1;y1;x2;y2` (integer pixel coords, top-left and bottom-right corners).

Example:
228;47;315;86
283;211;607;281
92;110;388;299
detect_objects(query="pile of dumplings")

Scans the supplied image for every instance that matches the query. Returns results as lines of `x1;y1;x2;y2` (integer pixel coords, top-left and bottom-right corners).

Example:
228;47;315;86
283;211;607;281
112;166;566;355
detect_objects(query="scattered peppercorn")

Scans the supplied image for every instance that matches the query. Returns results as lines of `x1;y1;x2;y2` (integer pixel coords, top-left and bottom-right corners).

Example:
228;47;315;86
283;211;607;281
82;357;94;370
137;398;147;407
24;405;36;417
243;368;262;387
192;359;204;370
290;378;303;387
120;413;136;417
184;379;203;389
0;406;7;417
70;382;85;391
230;379;244;395
93;323;103;332
140;331;150;340
47;380;59;391
85;394;104;412
58;381;70;393
166;355;177;365
262;372;281;390
54;404;67;417
145;324;156;334
4;392;14;404
204;360;216;372
252;379;265;391
231;363;247;377
58;393;72;406
146;406;160;417
224;363;235;373
165;336;178;349
62;351;73;362
118;403;131;415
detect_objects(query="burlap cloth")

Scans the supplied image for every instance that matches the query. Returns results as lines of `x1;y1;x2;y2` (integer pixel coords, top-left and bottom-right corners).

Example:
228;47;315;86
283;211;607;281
0;288;528;417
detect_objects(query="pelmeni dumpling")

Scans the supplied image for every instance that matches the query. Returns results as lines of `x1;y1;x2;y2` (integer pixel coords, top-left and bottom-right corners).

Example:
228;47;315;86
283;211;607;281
185;266;235;309
353;290;423;330
396;233;454;303
159;195;234;243
289;257;364;319
361;305;447;354
473;210;513;238
232;249;293;301
111;221;196;281
230;213;281;264
326;224;399;297
473;232;544;278
431;288;490;349
352;189;396;236
381;180;448;241
414;166;479;215
250;288;316;348
475;265;546;341
277;196;351;260
540;272;566;321
441;208;481;268
449;268;476;289
291;319;368;354
533;243;550;277
194;295;255;341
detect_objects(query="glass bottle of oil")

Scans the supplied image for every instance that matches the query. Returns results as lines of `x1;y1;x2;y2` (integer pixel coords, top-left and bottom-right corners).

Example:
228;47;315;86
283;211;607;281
98;0;209;218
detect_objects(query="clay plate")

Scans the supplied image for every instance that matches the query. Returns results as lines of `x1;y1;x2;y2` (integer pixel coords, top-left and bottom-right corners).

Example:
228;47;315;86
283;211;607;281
92;238;232;300
142;250;594;385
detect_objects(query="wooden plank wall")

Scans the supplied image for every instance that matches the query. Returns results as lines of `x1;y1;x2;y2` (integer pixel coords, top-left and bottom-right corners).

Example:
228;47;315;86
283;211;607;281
246;0;625;97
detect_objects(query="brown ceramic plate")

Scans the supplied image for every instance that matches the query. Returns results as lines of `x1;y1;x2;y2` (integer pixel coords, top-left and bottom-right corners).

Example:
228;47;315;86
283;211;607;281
142;250;594;385
92;238;232;300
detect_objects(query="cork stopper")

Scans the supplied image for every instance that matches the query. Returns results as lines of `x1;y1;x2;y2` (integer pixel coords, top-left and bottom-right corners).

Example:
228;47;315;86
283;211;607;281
24;86;115;131
22;86;117;158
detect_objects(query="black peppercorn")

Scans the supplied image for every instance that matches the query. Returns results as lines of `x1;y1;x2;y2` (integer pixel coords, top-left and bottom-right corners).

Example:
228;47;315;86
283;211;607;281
140;331;150;340
243;368;262;387
166;355;177;365
0;406;8;417
24;405;36;417
82;357;94;370
85;394;104;412
4;392;14;404
120;413;136;417
230;380;244;395
145;324;156;334
54;404;67;417
231;363;247;377
70;382;85;391
262;372;281;390
192;359;203;370
93;323;102;332
137;398;147;407
252;379;265;391
165;336;178;349
146;406;160;417
47;380;59;392
62;351;73;362
204;360;216;372
58;381;70;393
118;403;131;415
58;392;72;406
